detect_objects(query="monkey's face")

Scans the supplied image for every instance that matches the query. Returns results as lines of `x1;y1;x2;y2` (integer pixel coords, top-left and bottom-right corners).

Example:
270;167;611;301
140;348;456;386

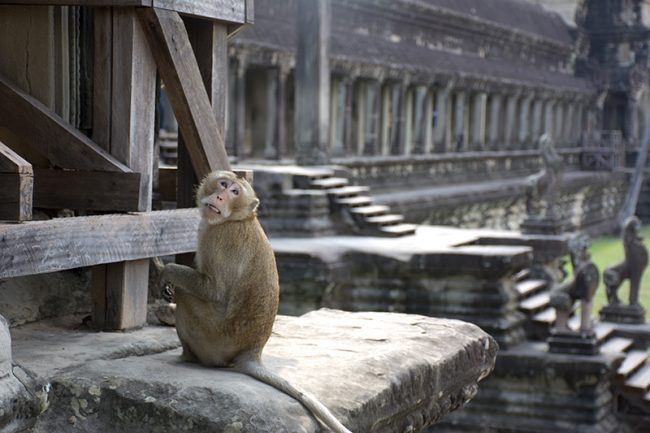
197;171;260;225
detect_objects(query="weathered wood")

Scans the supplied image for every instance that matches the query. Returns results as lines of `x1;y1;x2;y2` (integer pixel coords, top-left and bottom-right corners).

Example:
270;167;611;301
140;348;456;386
0;1;249;24
0;209;200;279
33;169;142;211
0;141;33;221
92;260;149;330
138;7;231;178
92;7;113;151
153;0;244;23
0;73;130;172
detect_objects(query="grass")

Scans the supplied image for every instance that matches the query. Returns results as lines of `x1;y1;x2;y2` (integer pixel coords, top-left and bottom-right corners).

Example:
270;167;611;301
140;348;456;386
585;226;650;319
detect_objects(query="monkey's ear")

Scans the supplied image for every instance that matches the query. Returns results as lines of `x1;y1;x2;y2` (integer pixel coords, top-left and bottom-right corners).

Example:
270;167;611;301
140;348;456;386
249;197;260;213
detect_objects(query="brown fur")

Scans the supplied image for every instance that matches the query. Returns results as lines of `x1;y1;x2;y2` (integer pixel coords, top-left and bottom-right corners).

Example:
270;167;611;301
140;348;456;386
161;171;353;433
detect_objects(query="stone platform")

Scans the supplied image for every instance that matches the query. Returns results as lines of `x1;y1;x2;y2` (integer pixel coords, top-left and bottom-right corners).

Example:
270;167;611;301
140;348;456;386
7;309;497;433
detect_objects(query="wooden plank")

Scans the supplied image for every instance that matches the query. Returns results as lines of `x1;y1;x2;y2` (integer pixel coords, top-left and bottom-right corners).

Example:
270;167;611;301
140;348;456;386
153;0;245;23
0;141;33;221
0;209;200;279
137;7;231;178
33;169;142;211
0;73;131;172
0;1;152;6
92;7;113;151
92;260;149;330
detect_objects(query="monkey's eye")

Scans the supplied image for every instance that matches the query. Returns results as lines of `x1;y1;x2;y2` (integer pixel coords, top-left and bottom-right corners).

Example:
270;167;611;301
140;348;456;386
220;181;228;188
231;188;240;196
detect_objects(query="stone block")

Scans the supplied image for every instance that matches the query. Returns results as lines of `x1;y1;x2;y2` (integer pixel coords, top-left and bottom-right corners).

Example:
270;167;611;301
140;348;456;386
13;310;498;433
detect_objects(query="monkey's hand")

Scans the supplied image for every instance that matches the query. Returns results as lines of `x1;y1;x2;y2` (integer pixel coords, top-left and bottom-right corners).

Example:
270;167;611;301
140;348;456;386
161;263;218;303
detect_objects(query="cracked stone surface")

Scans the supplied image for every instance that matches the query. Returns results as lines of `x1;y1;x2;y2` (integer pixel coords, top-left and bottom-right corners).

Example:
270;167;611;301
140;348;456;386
11;309;497;433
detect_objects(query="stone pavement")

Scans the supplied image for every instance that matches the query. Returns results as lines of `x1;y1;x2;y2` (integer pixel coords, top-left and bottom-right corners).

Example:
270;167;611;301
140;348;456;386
6;309;497;433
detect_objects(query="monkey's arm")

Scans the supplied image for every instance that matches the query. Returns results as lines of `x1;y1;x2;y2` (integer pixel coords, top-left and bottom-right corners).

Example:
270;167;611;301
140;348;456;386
162;263;224;304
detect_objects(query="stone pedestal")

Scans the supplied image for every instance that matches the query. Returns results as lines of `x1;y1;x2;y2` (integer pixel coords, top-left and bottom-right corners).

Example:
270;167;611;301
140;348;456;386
547;329;599;355
599;303;646;325
521;215;564;235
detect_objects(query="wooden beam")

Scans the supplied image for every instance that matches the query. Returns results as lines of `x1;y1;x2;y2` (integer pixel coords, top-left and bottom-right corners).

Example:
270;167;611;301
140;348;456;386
0;73;131;173
0;141;33;221
0;1;152;5
33;169;142;211
0;209;199;279
137;7;231;178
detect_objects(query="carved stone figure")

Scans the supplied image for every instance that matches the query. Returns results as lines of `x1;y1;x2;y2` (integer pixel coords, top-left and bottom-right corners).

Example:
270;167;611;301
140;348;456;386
548;234;600;355
599;216;648;324
522;134;565;235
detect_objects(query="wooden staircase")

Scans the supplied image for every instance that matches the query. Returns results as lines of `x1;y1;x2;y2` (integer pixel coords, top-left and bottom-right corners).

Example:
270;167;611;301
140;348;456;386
293;168;417;237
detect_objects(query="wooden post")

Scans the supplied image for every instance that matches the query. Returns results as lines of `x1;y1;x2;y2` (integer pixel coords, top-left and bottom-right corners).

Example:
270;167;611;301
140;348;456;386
176;16;229;266
91;8;156;331
0;141;33;222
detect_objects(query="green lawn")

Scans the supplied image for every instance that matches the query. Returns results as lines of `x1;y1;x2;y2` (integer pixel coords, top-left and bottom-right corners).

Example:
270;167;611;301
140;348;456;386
586;226;650;319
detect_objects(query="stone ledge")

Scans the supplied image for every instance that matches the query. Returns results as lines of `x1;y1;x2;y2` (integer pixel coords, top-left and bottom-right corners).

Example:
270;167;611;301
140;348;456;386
10;309;498;433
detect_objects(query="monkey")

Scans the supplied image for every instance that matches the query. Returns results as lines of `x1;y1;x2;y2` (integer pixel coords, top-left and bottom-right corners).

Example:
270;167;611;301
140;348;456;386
161;171;353;433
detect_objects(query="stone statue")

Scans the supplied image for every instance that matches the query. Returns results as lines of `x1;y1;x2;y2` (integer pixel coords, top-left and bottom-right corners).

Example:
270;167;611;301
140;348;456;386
548;234;600;354
525;134;564;218
599;216;648;324
521;134;565;235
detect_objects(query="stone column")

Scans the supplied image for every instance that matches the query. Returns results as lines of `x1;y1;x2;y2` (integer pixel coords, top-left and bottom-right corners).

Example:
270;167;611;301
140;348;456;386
433;84;451;153
331;76;347;157
363;79;380;155
413;84;427;154
504;93;519;149
488;93;503;149
471;91;487;150
565;103;575;146
234;56;247;158
531;98;544;145
343;76;354;156
554;102;565;146
518;95;533;148
295;0;331;165
391;81;407;155
543;99;555;139
379;82;391;156
263;69;278;158
275;65;289;158
454;90;467;151
575;103;585;145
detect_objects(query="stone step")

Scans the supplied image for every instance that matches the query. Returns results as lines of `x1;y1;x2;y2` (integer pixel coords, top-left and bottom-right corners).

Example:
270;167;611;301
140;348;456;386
513;268;531;282
516;279;547;298
595;323;615;343
618;350;649;378
310;177;349;189
365;214;404;226
601;337;634;354
533;307;556;325
335;196;373;208
519;292;550;315
626;364;650;393
327;185;370;198
379;223;417;237
350;205;390;217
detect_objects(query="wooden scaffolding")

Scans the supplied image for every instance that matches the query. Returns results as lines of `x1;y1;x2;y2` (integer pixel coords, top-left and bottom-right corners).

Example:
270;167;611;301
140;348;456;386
0;0;251;330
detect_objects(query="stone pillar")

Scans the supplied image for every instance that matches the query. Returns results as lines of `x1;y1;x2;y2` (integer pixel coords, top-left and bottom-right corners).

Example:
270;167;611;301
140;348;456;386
518;95;533;148
471;92;487;150
543;99;555;139
363;79;380;155
391;81;407;155
564;103;575;146
263;69;278;158
434;84;452;153
274;65;289;158
295;0;331;165
331;76;347;157
554;102;564;146
454;90;467;151
234;56;247;158
531;98;544;145
488;93;503;149
575;103;585;145
379;82;391;156
504;93;519;149
343;76;354;156
412;84;427;154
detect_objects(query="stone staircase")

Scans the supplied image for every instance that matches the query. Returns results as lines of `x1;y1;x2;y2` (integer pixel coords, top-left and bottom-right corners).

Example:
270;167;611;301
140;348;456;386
293;168;417;237
514;268;650;419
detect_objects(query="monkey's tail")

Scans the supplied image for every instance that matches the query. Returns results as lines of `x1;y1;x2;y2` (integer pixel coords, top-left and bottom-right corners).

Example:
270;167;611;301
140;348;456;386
235;359;354;433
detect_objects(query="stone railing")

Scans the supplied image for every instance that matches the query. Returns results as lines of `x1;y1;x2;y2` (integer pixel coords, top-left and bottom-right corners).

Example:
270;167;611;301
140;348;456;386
333;149;582;192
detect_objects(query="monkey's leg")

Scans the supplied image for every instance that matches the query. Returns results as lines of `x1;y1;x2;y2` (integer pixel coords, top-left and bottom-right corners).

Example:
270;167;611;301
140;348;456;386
179;340;198;362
